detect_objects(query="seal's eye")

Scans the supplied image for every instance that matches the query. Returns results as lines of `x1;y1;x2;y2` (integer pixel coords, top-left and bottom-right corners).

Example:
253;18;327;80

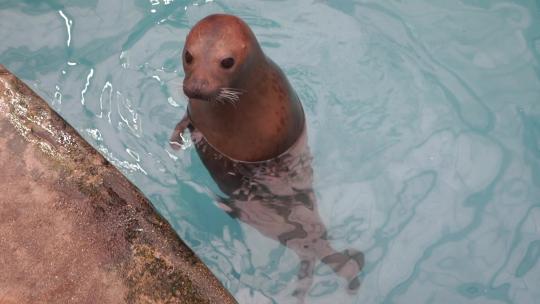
221;57;235;69
185;51;193;64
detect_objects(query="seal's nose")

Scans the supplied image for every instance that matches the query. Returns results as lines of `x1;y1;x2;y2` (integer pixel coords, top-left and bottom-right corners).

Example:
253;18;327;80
183;78;209;99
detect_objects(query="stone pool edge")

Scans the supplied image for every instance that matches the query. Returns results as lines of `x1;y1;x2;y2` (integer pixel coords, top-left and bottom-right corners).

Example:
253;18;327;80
0;64;237;304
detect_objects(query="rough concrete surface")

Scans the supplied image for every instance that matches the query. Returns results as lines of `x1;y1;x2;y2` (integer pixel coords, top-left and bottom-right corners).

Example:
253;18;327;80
0;65;237;304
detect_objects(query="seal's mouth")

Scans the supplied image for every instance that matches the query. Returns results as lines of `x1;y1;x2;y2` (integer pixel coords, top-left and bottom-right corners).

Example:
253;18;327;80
186;88;245;106
185;91;209;101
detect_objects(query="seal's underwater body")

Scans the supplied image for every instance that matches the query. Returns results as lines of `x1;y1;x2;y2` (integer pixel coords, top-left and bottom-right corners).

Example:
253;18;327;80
170;14;363;301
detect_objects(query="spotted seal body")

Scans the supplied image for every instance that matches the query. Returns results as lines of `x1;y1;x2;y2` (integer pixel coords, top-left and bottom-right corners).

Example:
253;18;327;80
170;14;363;301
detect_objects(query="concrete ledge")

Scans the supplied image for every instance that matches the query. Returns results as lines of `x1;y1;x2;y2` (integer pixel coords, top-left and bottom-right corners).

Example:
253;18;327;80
0;65;236;304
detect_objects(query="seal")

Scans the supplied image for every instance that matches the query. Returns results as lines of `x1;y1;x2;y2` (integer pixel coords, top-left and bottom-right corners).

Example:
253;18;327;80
170;13;304;162
170;14;364;301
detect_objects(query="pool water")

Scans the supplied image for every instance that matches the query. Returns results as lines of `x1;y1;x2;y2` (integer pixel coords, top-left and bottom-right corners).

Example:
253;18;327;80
2;0;540;303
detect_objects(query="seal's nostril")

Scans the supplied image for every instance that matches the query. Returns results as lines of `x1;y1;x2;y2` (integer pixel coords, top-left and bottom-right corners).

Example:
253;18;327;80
183;85;204;99
185;78;209;94
193;78;206;87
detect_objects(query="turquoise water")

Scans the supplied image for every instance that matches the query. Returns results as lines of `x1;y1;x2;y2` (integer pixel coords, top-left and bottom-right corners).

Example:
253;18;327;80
2;0;540;303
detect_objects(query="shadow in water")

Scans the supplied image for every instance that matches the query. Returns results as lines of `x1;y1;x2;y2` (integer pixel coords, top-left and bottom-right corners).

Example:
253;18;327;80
171;121;364;302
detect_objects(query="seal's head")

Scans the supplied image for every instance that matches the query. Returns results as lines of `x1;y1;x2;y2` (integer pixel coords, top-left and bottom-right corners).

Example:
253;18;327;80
182;14;264;102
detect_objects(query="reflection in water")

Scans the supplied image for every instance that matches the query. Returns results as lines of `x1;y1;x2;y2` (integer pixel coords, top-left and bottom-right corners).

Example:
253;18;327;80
171;122;364;302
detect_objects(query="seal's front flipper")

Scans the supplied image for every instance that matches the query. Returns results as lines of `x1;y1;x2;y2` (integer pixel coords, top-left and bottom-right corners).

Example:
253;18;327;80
169;113;191;150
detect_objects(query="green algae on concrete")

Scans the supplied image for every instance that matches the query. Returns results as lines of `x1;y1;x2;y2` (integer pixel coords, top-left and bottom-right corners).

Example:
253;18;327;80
0;65;237;304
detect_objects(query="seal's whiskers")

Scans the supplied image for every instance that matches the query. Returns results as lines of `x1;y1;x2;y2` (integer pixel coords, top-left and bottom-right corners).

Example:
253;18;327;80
217;88;244;107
